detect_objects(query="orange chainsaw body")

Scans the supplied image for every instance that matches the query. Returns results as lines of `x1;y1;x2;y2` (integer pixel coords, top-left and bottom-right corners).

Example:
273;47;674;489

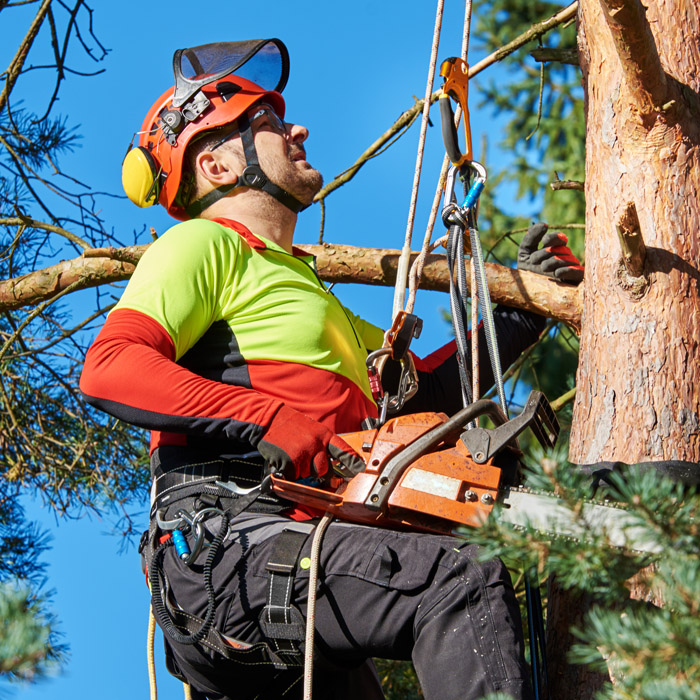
271;411;502;535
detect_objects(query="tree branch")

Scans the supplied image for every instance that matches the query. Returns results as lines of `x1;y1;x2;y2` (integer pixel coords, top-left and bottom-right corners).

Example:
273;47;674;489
0;0;52;115
550;179;585;191
596;0;668;114
0;216;91;249
0;242;584;329
530;47;579;66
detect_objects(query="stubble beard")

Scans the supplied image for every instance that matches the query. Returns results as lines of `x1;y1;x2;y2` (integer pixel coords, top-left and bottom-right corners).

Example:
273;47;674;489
260;146;323;206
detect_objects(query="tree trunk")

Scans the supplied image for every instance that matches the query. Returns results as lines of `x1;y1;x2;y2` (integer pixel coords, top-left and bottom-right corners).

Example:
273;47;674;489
546;578;609;697
570;0;700;464
550;2;700;698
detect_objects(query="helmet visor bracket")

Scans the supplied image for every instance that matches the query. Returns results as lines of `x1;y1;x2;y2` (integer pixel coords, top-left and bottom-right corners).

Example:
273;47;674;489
171;38;289;109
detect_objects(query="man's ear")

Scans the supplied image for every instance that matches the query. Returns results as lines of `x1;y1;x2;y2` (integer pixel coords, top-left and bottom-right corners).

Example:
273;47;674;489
195;150;239;187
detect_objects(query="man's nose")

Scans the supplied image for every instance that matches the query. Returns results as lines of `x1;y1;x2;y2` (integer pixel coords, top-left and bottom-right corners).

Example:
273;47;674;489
286;122;309;144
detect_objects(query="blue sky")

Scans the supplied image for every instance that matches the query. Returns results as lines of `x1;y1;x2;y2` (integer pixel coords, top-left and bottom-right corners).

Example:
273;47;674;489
3;1;544;697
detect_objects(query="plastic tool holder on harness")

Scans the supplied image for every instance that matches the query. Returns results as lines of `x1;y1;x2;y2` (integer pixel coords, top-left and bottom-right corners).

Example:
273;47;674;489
364;310;423;429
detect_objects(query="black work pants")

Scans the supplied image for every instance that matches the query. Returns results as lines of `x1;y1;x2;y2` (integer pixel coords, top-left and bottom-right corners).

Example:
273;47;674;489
159;513;532;700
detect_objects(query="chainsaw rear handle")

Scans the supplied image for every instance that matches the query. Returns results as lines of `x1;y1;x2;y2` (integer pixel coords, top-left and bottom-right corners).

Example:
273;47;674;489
460;391;559;464
363;398;510;511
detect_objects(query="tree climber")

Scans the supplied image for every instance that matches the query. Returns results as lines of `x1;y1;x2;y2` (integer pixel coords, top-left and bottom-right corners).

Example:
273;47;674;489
80;39;582;700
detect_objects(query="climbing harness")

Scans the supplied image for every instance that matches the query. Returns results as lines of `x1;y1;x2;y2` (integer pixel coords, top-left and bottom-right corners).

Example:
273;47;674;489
143;471;318;700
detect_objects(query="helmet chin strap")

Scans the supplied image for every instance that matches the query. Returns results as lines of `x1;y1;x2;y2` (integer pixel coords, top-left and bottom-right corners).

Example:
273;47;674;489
185;112;309;218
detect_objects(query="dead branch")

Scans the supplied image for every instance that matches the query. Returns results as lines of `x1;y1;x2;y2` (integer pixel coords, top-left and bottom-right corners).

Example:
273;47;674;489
0;242;584;329
550;179;584;191
0;216;90;249
0;0;52;115
530;47;579;65
596;0;668;114
314;2;578;202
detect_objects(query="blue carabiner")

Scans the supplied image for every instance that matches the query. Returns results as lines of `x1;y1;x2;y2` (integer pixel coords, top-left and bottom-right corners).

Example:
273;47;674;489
460;161;487;212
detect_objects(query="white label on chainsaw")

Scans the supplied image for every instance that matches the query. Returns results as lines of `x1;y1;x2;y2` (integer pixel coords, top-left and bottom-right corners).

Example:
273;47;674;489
401;468;461;500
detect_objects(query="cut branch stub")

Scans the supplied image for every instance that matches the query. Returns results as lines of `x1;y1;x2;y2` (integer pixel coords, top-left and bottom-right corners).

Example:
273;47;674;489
615;201;649;297
550;179;585;191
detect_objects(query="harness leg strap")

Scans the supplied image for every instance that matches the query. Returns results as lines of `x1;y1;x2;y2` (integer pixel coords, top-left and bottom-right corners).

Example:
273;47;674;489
259;528;311;664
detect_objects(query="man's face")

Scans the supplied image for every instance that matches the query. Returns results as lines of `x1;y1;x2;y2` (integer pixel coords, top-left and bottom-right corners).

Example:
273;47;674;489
216;104;323;205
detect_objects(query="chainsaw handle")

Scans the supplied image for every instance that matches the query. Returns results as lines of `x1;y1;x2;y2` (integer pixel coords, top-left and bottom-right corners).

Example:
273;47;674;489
461;391;559;464
363;398;507;511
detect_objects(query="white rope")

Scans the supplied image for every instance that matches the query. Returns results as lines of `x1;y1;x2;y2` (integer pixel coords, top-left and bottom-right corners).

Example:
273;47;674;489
147;607;158;700
392;0;446;320
405;0;476;316
303;513;334;700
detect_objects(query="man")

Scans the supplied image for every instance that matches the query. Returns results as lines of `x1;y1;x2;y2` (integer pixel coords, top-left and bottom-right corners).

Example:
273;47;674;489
81;39;582;700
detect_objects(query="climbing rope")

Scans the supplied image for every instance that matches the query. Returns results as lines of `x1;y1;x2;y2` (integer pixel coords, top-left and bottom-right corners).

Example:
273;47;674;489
303;513;334;700
403;0;475;317
392;0;446;319
148;607;158;700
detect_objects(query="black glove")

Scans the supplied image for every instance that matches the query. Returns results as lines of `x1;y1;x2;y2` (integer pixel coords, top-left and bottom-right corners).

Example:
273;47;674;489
518;222;584;284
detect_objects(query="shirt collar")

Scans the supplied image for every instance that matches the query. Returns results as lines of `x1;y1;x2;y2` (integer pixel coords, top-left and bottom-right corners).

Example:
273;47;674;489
212;217;311;258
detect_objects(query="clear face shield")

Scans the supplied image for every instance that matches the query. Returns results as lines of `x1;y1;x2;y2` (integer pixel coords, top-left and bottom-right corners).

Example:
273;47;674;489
171;38;290;108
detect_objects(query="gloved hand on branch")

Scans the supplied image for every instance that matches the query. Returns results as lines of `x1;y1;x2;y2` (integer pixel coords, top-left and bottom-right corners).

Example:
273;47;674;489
517;222;584;284
257;405;366;483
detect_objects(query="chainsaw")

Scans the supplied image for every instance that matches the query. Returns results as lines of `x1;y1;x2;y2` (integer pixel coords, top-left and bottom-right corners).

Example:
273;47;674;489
271;390;661;555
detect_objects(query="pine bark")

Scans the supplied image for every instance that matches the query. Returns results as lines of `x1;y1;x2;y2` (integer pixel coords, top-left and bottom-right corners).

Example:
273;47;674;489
570;0;700;465
549;3;700;698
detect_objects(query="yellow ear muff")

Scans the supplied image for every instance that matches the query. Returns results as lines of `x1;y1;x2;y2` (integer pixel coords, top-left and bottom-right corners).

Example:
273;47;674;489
122;146;160;208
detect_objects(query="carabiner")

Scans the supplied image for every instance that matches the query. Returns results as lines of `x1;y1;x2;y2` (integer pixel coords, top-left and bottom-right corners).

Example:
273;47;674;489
444;164;459;209
439;56;473;167
460;161;487;212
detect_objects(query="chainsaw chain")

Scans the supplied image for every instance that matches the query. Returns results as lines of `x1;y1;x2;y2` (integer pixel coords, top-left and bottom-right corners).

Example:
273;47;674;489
494;484;654;554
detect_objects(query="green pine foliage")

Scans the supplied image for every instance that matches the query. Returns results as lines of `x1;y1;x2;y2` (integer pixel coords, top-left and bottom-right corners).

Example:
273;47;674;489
0;481;66;680
0;584;65;681
469;451;700;699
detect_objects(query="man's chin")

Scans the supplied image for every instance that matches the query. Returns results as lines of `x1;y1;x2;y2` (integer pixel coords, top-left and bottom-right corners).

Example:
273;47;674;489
294;169;324;204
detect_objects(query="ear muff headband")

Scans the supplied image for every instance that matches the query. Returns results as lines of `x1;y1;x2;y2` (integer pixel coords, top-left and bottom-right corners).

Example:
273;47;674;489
122;146;160;208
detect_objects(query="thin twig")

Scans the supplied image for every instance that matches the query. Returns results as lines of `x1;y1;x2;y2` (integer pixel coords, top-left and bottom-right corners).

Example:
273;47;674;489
9;303;112;358
0;0;52;114
0;280;82;363
551;386;576;412
0;216;91;249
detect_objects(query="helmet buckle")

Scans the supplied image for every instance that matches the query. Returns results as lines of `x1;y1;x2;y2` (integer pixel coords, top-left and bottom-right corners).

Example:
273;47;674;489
241;165;268;189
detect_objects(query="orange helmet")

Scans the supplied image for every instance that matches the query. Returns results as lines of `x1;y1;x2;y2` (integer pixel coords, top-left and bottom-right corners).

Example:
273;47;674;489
122;39;303;220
